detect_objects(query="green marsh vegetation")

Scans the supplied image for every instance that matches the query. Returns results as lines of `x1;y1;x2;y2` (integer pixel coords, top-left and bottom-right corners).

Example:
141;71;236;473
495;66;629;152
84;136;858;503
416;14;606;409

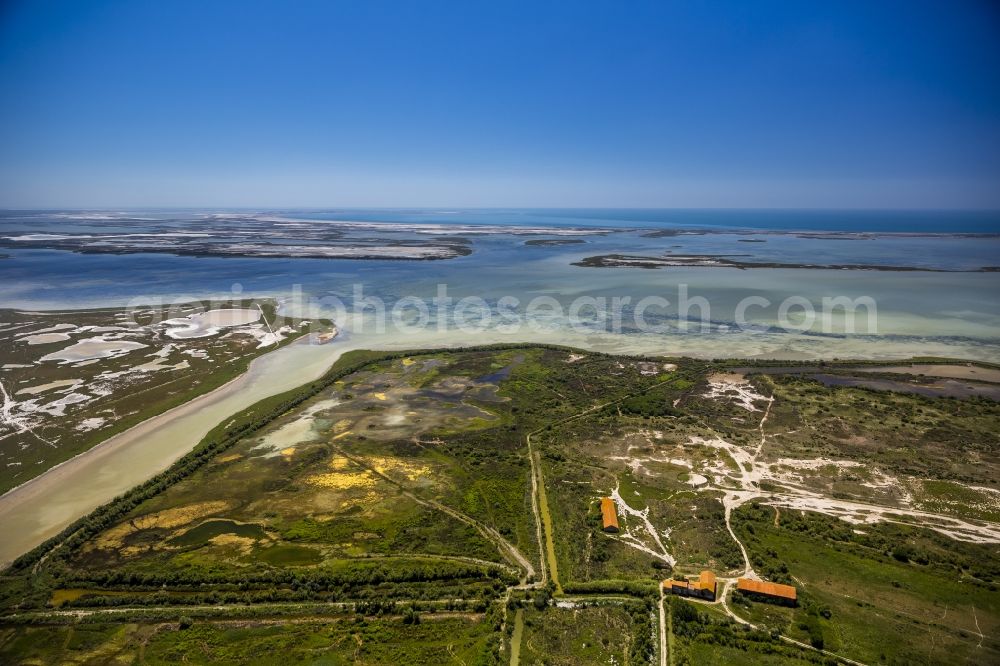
2;347;997;664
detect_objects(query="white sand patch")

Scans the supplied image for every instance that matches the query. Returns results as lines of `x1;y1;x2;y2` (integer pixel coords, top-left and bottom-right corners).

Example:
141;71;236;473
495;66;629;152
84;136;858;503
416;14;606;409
132;359;191;372
19;332;72;345
2;364;33;369
703;373;770;411
766;457;909;502
182;348;209;359
609;485;676;565
0;380;57;447
607;451;694;477
16;323;75;335
668;432;1000;545
687;473;709;487
15;379;82;396
608;455;648;475
77;417;107;432
382;409;408;426
766;493;1000;543
39;337;147;363
689;436;760;485
316;329;338;343
231;324;294;348
151;344;175;358
162;308;261;339
76;326;131;334
859;468;909;501
770;457;863;471
22;392;92;417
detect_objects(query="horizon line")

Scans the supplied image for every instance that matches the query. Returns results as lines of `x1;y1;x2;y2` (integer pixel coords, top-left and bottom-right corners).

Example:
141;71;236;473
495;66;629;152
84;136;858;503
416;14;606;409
2;206;1000;213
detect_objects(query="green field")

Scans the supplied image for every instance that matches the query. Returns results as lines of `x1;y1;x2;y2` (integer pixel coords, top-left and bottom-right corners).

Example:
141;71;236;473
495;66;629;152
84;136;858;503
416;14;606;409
732;503;1000;664
518;603;654;665
0;613;498;665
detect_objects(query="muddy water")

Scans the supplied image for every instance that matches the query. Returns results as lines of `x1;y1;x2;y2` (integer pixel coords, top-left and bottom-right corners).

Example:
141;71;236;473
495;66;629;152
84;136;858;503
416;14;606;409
734;365;1000;401
809;373;1000;400
848;364;1000;384
0;336;355;567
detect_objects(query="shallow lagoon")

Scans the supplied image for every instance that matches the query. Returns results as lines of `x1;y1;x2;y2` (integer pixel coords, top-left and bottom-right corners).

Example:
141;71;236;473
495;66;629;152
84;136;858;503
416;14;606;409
1;210;999;361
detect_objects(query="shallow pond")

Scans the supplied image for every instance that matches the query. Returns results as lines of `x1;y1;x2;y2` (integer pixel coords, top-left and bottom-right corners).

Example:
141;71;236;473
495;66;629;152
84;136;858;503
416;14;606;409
169;519;266;546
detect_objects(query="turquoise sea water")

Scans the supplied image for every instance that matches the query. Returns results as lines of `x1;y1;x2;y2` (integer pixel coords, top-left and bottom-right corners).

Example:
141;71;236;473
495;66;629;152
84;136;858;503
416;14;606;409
2;208;1000;233
1;209;998;360
286;208;1000;233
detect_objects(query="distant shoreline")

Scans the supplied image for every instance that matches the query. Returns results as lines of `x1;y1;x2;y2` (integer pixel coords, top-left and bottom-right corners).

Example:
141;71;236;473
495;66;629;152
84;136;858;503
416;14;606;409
3;222;999;263
572;253;1000;272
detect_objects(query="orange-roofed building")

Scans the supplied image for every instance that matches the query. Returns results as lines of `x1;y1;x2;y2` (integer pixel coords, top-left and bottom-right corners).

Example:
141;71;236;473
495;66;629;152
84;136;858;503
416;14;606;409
663;570;717;601
736;578;797;606
692;570;716;596
600;497;619;533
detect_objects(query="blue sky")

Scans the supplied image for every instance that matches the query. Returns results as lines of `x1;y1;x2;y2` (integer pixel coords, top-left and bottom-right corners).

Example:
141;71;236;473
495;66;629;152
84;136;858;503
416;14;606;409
1;1;998;208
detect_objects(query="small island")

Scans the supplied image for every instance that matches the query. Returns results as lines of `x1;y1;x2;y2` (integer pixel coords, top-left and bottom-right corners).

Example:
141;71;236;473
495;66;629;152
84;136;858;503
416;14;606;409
571;253;993;272
524;238;587;246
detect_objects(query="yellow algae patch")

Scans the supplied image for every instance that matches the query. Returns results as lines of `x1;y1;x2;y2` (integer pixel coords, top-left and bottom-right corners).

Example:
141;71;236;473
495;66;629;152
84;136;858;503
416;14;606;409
306;456;376;490
51;589;135;607
217;453;243;463
369;456;431;482
333;418;352;433
401;357;415;366
306;469;376;490
209;534;257;553
51;589;89;606
372;392;387;401
95;500;233;550
331;430;352;441
138;501;233;530
349;492;383;509
280;447;296;457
